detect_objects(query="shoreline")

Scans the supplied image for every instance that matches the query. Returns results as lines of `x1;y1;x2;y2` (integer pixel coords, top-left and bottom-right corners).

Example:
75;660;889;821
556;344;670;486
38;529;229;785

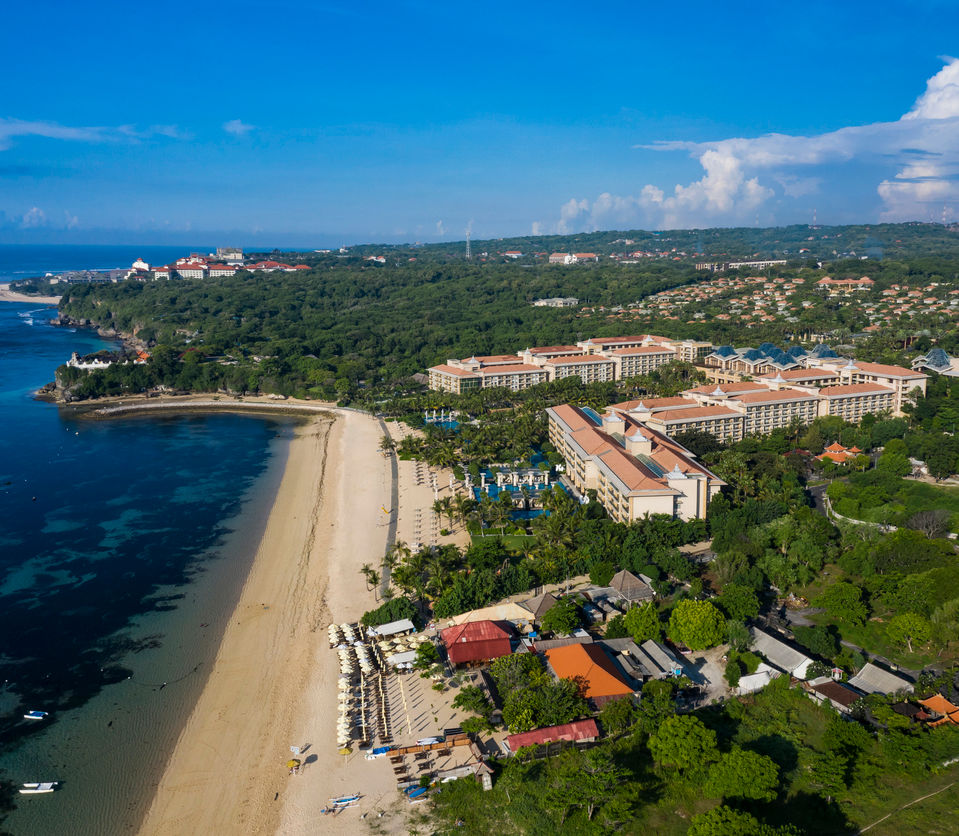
133;400;471;835
136;409;394;835
0;283;61;304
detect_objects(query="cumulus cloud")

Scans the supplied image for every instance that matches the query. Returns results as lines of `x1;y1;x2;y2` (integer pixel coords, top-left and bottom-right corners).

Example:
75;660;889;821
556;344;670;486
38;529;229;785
223;119;255;136
64;210;79;229
558;58;959;230
20;207;47;228
531;221;542;236
435;219;446;236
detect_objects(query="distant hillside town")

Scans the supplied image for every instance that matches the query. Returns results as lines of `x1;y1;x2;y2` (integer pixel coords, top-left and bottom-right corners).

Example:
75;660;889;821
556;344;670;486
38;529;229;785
44;248;313;285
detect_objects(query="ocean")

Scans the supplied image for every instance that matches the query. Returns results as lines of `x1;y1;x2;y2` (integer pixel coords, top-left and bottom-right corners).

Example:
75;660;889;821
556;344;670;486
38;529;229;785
0;279;295;834
0;245;215;282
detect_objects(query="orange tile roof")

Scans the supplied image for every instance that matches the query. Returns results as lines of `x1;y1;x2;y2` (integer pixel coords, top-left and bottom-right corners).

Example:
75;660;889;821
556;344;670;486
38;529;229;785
478;364;546;375
731;388;819;404
759;369;840;381
820;383;895;396
526;345;581;354
919;694;959;716
471;354;523;365
430;364;479;377
546;355;615;365
609;397;699;411
545;643;633;699
608;345;676;355
852;361;926;379
650;405;741;421
686;382;769;395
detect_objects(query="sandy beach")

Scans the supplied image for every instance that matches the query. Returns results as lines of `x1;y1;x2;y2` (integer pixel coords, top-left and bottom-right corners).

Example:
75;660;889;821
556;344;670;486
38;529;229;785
0;283;61;304
137;404;468;835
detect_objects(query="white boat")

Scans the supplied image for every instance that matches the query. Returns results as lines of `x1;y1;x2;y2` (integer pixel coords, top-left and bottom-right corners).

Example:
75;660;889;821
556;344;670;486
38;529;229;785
23;710;49;720
20;782;58;794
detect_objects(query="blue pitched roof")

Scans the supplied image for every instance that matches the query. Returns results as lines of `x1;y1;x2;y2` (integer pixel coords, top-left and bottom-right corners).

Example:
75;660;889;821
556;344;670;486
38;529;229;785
712;345;737;358
786;345;808;358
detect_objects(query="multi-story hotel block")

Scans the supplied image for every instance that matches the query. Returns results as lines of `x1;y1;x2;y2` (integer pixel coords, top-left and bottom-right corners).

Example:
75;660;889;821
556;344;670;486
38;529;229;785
428;338;928;430
819;383;896;421
546;404;725;522
428;335;713;393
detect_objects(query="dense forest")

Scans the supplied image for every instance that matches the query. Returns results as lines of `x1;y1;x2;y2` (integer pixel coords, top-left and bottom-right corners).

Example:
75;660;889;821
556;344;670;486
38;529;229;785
48;222;959;406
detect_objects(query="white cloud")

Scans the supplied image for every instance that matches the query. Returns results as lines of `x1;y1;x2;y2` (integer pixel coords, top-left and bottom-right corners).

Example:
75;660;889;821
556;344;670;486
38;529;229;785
0;118;187;151
435;219;446;236
0;118;106;151
223;119;255;136
64;210;79;229
558;58;959;230
531;221;542;236
21;207;47;228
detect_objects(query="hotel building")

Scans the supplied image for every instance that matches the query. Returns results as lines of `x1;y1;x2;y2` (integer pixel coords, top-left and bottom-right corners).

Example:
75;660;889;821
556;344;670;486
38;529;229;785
428;334;713;393
546;404;725;522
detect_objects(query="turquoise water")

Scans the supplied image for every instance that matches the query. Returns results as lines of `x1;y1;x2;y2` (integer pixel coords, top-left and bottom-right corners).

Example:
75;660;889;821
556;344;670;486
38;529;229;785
0;300;294;834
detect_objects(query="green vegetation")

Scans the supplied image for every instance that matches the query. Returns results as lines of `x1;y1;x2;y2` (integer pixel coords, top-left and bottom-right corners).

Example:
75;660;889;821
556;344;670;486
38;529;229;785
489;655;588;734
427;676;959;834
667;600;726;651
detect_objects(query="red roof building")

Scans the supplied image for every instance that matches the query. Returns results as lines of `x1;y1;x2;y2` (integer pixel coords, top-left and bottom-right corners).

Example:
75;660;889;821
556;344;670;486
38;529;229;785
441;620;515;667
505;719;599;751
816;442;863;463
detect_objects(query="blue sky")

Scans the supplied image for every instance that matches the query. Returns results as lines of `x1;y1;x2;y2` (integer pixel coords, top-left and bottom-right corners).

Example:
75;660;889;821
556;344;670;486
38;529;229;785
2;0;959;246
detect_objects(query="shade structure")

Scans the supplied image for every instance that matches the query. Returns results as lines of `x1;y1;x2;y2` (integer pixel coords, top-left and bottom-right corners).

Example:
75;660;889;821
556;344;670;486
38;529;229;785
287;759;301;769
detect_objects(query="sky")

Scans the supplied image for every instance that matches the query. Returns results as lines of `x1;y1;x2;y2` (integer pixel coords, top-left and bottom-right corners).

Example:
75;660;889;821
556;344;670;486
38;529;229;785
2;0;959;246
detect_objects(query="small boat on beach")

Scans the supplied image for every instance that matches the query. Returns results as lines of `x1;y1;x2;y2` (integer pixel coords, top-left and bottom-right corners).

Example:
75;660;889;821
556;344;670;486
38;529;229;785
330;793;360;807
23;710;49;720
20;782;58;794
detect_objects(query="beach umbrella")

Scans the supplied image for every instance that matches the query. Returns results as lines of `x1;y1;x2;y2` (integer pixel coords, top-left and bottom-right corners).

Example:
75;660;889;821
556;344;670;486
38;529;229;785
287;759;301;769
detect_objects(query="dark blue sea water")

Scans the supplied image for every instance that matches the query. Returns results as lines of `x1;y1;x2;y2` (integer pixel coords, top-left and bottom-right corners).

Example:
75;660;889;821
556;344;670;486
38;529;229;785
0;297;294;833
0;245;214;281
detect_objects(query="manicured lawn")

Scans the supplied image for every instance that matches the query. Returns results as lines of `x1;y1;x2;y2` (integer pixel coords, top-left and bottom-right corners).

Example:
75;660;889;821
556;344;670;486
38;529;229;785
832;475;959;531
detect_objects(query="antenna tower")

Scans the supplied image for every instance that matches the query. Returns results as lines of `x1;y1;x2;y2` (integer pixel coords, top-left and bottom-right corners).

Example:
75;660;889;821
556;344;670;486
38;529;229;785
465;231;471;261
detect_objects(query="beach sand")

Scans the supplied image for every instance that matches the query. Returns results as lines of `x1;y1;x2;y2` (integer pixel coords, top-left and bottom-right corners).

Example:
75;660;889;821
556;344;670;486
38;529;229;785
136;406;470;835
0;284;61;304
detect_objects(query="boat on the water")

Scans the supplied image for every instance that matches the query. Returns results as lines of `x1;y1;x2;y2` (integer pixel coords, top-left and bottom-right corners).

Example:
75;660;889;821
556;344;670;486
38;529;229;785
20;782;58;794
23;710;49;720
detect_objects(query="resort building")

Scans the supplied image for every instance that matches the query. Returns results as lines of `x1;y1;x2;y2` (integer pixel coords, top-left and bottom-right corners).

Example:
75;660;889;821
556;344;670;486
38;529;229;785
605;345;678;379
544;643;634;707
912;348;959;377
531;297;579;307
520;345;584;363
819;383;896;421
816;276;874;293
642;405;745;443
427;364;482;394
441;620;515;668
541;355;616;383
546;404;725;522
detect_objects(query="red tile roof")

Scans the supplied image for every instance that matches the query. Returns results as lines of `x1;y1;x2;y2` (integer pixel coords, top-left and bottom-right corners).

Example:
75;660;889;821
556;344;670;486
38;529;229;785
506;719;599;750
441;620;515;665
